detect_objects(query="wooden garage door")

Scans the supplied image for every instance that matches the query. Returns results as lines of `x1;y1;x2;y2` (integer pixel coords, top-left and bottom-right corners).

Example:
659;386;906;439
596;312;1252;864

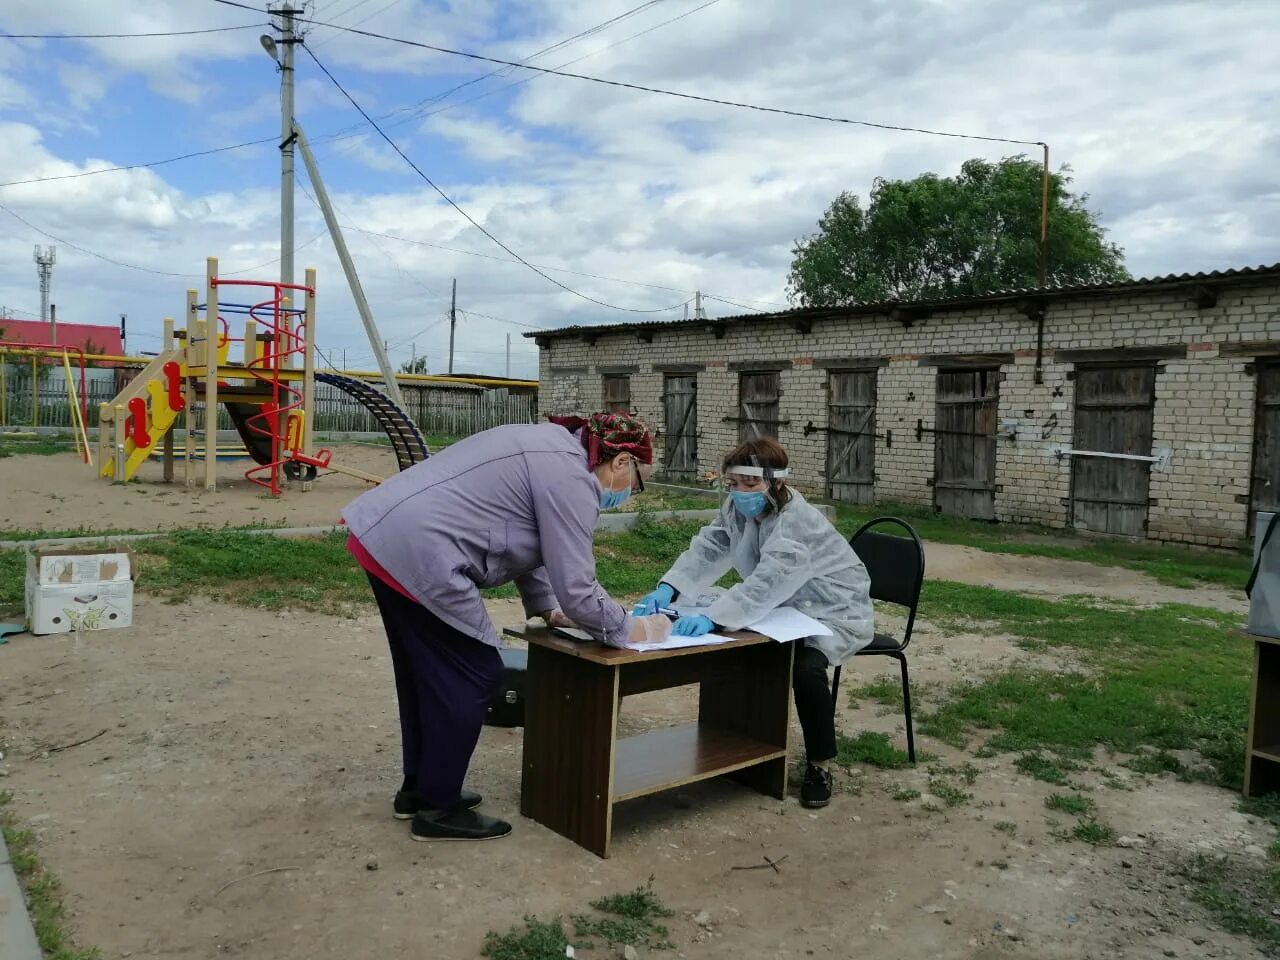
1070;365;1156;537
934;368;999;520
827;369;876;504
738;370;782;442
662;374;698;479
1251;361;1280;525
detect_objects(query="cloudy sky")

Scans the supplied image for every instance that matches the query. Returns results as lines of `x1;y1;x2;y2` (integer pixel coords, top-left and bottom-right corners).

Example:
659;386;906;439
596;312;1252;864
0;0;1276;379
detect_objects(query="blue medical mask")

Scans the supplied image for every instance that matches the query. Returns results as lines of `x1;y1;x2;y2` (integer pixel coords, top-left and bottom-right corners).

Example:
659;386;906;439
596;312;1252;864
730;490;767;518
600;486;632;510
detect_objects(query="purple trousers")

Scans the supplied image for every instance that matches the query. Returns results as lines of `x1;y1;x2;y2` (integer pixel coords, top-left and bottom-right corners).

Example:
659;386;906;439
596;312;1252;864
367;574;504;810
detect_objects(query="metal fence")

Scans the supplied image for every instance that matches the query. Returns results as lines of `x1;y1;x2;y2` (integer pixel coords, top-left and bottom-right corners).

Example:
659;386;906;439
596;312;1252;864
0;365;538;438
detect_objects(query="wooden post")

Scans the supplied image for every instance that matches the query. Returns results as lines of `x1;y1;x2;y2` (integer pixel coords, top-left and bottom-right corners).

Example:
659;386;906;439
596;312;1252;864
97;403;109;473
204;258;219;491
185;290;198;487
243;319;256;369
162;317;175;482
113;404;127;483
301;266;317;491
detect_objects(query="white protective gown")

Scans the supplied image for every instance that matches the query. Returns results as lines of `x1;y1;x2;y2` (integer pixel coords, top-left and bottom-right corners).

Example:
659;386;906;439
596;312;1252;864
660;489;875;666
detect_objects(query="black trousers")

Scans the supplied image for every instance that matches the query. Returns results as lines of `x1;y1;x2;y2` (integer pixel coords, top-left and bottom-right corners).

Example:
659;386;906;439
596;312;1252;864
793;641;838;763
367;574;504;810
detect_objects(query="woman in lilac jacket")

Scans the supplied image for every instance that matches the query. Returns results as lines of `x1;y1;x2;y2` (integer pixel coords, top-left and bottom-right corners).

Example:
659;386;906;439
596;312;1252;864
342;411;654;842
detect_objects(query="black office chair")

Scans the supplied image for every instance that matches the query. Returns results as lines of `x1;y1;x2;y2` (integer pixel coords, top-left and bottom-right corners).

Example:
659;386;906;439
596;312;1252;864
831;517;926;763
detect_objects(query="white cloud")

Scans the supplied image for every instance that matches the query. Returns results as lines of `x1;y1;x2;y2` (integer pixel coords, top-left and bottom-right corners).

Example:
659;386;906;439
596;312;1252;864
0;0;1276;381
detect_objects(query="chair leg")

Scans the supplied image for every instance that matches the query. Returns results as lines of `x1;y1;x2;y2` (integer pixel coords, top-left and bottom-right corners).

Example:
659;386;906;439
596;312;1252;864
830;665;842;719
897;654;916;764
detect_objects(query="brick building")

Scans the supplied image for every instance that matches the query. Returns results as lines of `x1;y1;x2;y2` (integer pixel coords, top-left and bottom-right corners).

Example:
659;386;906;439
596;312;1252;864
528;264;1280;548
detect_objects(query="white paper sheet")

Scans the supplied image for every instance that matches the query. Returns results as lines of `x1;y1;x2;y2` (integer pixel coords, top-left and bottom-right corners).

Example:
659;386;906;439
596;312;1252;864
610;632;738;652
746;606;833;643
670;587;831;643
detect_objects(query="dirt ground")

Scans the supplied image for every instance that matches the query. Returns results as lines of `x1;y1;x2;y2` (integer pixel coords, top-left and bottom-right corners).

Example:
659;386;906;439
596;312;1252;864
0;445;399;536
0;582;1269;960
0;449;1266;959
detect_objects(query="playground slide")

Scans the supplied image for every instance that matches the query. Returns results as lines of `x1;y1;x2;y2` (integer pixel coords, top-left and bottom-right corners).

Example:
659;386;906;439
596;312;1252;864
224;402;276;466
315;372;430;471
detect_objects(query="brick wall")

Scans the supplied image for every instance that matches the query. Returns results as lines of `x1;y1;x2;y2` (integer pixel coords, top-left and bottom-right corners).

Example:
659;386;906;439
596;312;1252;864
536;279;1280;546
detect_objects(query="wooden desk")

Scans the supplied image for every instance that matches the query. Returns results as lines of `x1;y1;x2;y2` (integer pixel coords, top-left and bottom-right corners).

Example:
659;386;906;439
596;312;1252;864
1245;632;1280;797
504;624;793;858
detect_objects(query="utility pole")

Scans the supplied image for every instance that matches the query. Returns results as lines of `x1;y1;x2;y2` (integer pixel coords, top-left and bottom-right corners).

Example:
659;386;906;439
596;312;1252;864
448;278;457;375
410;341;416;370
693;289;706;320
505;333;511;379
34;245;55;343
294;123;406;409
120;314;127;353
261;7;300;358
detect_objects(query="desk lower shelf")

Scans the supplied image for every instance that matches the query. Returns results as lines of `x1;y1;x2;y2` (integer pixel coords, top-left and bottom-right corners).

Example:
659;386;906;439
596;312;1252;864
613;723;787;802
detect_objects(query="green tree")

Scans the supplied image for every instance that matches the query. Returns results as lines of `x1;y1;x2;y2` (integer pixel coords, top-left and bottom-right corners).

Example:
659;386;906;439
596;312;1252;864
787;155;1129;306
399;356;429;374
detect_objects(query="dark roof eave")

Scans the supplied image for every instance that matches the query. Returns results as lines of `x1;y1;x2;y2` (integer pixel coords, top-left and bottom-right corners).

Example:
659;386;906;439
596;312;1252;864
523;262;1280;342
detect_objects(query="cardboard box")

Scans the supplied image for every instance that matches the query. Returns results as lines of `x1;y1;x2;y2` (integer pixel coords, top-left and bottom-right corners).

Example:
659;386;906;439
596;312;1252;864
25;547;136;635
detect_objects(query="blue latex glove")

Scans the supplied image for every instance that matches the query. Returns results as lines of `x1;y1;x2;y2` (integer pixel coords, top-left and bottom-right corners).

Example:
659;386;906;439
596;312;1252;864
671;614;714;637
632;583;675;616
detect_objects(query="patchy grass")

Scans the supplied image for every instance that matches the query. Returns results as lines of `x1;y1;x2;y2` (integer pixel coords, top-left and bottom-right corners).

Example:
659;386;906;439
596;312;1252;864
833;501;1249;589
835;731;924;770
483;880;674;959
573;879;675;949
1045;793;1096;817
1072;819;1117;846
1179;853;1280;953
1012;752;1085;786
848;675;903;707
927;778;972;808
481;916;570;960
892;787;921;802
0;791;100;959
993;821;1017;835
913;582;1248;791
132;529;371;615
0;433;80;458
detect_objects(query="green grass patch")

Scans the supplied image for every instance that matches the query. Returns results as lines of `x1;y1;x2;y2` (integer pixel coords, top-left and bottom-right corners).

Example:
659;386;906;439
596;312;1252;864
927;778;972;808
835;731;925;770
914;582;1249;791
1072;819;1117;845
848;675;902;707
993;821;1017;834
1013;752;1084;786
833;501;1249;589
1045;793;1096;817
0;434;79;458
1124;750;1186;776
892;787;921;802
0;791;100;959
483;880;674;959
1179;853;1280;953
481;916;570;960
573;880;675;949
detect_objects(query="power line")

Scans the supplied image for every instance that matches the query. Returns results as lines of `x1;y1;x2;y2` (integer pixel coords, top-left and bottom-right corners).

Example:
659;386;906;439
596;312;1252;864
211;0;1043;147
302;45;689;314
0;198;325;277
0;138;277;190
313;0;671;142
320;0;721;144
1;23;264;39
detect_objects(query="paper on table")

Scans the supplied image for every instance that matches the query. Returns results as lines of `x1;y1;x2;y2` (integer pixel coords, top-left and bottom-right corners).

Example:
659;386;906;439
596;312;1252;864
613;632;737;651
671;587;831;643
746;606;832;643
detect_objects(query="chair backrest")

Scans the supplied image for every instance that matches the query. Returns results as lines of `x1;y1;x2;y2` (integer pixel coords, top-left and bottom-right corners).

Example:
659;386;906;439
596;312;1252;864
849;517;926;648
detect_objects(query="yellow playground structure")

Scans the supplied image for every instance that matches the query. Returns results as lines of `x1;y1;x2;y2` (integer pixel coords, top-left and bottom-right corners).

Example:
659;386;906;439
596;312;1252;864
97;258;430;493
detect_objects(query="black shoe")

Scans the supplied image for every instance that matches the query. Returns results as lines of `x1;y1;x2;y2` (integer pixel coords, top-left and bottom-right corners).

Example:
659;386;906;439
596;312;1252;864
411;808;512;842
393;788;482;819
800;763;833;809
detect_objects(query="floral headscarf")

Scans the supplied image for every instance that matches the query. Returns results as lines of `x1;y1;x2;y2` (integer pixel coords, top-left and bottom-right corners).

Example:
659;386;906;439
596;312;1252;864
548;411;653;467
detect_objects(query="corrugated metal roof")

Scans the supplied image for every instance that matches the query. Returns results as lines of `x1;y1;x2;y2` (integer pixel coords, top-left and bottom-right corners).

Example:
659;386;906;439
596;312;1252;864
524;261;1280;340
0;319;125;355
